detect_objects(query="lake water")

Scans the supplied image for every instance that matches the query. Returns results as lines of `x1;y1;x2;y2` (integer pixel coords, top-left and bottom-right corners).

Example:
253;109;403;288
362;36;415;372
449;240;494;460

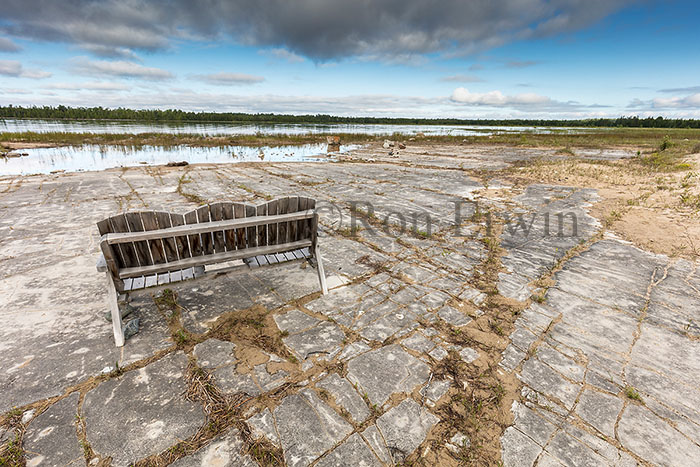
0;118;605;176
0;143;360;176
0;118;593;136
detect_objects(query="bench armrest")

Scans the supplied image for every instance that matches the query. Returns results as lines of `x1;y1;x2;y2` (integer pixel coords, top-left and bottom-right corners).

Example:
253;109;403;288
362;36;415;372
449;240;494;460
96;253;107;272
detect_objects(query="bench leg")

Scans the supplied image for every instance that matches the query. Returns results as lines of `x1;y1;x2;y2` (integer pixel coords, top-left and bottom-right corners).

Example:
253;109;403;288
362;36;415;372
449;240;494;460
314;245;328;295
105;273;125;347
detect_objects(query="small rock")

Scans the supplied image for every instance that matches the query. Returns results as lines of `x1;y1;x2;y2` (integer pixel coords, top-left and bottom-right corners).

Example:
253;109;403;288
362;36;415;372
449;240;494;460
122;318;140;340
447;432;470;453
428;346;448;361
166;161;189;167
398;143;406;149
21;409;35;424
105;302;135;322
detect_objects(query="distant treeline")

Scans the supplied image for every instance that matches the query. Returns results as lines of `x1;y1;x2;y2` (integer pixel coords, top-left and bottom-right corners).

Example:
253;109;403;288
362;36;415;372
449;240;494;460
1;105;699;128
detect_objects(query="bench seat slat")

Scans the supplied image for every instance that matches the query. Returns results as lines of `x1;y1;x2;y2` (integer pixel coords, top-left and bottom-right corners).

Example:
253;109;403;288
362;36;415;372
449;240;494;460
118;239;312;279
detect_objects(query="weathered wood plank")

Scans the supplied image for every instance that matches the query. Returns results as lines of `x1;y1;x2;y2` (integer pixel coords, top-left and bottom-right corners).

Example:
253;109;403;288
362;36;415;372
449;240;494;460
245;204;257;248
169;270;183;283
297;197;308;243
109;215;138;267
184;210;202;256
265;254;279;264
278;197;289;245
209;202;226;253
181;268;195;280
222;202;237;251
170;213;191;259
141;211;166;264
155;211;178;262
234;203;246;249
256;255;269;266
256;203;268;247
288;196;299;242
303;198;315;241
118;239;312;278
125;212;153;266
266;199;279;245
198;205;214;255
132;276;145;289
145;274;158;288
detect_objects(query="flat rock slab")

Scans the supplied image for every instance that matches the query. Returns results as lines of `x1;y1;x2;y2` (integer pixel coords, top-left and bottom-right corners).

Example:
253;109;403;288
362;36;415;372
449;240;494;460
317;373;370;423
82;351;206;466
23;392;83;466
618;404;700;466
273;388;353;467
376;399;439;461
347;344;430;406
315;433;382;467
170;428;256;467
248;408;280;446
273;308;320;335
283;321;345;360
193;338;236;368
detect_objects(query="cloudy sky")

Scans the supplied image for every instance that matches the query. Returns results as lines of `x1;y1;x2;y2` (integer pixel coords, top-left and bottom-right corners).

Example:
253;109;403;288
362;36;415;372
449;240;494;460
0;0;698;118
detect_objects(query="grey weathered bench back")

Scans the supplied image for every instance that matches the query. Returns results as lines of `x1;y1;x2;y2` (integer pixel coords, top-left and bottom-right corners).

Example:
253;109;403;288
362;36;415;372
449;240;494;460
97;196;327;346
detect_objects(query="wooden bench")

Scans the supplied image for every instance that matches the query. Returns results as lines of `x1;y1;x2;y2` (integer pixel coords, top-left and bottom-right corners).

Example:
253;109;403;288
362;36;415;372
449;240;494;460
96;196;327;347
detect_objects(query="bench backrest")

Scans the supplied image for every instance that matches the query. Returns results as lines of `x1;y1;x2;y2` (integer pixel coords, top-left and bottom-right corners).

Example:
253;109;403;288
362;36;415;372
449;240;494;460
97;196;317;279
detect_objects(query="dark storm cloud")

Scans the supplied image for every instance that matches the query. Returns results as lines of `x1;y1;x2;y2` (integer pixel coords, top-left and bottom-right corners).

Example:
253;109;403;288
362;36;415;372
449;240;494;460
0;0;636;60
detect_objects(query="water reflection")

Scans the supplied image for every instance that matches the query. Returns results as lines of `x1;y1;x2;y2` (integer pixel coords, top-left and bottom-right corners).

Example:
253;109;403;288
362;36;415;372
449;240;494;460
0;118;597;136
0;143;358;176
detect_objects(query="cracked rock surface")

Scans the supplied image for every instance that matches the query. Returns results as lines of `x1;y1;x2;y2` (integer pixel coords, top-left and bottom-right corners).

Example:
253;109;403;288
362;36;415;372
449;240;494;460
1;145;697;466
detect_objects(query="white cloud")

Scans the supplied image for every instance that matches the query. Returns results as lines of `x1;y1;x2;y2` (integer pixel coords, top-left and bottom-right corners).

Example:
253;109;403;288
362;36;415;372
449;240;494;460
652;94;700;109
260;48;305;63
0;60;52;79
441;74;483;83
71;57;173;80
451;87;551;106
192;72;265;85
629;93;700;110
44;81;131;91
1;88;33;94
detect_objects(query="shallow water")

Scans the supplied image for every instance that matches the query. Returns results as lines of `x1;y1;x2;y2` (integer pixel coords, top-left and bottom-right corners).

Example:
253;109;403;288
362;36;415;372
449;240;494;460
0;143;359;176
0;118;594;136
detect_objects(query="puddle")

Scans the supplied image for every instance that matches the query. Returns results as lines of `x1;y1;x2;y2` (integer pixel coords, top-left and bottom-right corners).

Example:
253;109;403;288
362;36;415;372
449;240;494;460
0;143;360;176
